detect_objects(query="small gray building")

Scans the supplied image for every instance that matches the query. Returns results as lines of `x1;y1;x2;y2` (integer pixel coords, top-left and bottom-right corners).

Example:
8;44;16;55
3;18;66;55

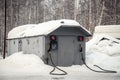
7;19;91;66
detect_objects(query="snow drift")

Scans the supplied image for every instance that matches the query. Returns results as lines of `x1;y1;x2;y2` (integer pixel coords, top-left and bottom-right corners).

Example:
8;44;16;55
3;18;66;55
0;52;52;75
86;34;120;70
0;52;87;76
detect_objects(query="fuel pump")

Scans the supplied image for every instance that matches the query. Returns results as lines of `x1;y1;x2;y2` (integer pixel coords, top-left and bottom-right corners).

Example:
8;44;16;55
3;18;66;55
78;36;117;73
49;35;58;51
48;35;67;75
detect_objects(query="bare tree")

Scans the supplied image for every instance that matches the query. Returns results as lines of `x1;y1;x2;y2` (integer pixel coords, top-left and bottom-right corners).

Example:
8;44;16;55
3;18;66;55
98;0;105;25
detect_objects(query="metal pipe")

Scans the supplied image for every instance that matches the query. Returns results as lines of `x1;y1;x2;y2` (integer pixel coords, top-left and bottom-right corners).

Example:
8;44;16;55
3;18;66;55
3;0;7;59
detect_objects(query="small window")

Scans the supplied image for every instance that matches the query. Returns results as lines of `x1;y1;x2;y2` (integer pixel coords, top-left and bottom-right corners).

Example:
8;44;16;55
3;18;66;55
18;40;22;44
18;40;22;51
14;41;15;44
37;39;39;43
26;39;29;45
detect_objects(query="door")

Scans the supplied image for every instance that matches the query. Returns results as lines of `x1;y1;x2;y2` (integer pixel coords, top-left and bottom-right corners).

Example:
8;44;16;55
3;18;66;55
58;36;75;66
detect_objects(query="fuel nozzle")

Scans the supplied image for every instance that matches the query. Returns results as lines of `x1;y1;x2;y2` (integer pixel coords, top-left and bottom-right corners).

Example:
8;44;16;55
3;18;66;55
49;35;58;51
79;44;83;52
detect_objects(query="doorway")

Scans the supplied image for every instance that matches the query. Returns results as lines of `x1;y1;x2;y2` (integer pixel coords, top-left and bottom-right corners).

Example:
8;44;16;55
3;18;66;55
58;36;75;66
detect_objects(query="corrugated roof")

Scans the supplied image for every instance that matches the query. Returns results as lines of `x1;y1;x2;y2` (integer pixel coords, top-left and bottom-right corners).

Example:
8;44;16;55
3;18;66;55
8;19;91;39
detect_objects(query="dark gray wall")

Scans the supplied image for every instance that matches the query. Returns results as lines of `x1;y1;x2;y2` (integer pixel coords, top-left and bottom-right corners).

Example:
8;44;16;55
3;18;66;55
50;27;85;36
44;27;86;66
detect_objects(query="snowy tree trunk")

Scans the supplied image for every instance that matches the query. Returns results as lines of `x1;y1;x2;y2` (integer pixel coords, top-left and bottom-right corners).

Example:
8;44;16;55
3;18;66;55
98;0;105;25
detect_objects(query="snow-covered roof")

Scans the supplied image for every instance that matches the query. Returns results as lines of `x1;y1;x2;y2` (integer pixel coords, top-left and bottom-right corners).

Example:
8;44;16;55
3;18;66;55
8;19;91;39
96;25;120;27
86;34;120;71
95;25;120;38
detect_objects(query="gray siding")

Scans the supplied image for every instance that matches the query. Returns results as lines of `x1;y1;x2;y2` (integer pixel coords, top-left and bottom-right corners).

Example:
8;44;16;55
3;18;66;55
23;36;45;58
50;27;85;36
45;35;85;66
7;36;45;58
7;39;18;56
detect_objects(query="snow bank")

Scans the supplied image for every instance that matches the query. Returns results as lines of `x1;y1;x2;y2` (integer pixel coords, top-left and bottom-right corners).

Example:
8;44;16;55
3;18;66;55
0;52;88;76
0;52;52;75
86;34;120;70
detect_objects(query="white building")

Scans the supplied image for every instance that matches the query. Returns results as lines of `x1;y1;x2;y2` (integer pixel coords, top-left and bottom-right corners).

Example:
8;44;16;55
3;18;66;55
7;19;91;66
95;25;120;39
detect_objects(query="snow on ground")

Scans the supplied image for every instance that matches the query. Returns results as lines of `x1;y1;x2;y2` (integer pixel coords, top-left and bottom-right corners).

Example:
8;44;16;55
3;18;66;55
86;34;120;71
0;52;53;75
0;51;87;76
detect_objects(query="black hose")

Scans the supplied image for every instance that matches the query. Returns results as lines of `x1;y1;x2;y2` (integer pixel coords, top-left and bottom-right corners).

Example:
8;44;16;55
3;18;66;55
94;65;117;73
80;52;117;73
47;41;67;75
48;52;67;75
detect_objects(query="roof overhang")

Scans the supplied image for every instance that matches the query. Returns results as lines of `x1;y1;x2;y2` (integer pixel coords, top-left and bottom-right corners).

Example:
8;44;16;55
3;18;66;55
7;19;92;39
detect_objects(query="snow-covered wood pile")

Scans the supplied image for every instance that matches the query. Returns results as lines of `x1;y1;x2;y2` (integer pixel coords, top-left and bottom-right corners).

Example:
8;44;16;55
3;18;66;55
95;25;120;39
86;34;120;70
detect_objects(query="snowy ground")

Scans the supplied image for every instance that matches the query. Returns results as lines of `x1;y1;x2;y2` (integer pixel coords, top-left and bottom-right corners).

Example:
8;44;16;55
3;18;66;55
0;71;120;80
0;34;120;80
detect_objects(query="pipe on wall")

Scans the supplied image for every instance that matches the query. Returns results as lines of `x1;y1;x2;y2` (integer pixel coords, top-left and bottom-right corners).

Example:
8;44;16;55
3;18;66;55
3;0;7;59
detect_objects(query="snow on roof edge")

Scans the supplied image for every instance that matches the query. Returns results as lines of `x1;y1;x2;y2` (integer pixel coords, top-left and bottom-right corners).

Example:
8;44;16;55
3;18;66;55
95;25;120;27
8;19;91;39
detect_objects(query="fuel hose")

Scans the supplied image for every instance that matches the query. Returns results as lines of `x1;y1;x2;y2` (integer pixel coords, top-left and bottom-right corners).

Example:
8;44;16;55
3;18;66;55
48;47;67;75
80;52;117;73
